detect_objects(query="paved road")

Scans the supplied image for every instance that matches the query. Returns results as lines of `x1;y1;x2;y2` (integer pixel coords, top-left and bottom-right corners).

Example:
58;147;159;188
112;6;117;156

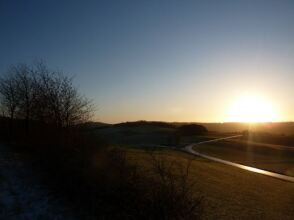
184;136;294;183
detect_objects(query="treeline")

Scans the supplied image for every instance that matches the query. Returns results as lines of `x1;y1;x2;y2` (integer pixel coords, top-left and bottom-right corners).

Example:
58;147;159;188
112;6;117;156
0;62;92;136
115;120;177;128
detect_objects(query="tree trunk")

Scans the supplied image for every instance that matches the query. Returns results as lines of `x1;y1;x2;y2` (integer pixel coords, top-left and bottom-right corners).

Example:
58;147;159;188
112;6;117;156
9;111;14;139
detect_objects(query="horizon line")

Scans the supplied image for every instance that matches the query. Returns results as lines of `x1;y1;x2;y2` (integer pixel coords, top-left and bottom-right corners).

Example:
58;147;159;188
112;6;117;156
93;120;294;124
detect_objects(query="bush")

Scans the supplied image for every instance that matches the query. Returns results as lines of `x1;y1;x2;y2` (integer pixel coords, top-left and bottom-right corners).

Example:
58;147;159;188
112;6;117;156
23;130;202;220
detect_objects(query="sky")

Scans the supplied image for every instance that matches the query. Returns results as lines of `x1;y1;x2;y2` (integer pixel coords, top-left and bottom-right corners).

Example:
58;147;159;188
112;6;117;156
1;0;294;123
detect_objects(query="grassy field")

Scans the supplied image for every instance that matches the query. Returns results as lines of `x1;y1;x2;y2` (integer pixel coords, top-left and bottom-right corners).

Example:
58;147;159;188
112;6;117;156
92;124;176;145
89;121;294;218
194;140;294;176
126;148;294;220
92;121;235;146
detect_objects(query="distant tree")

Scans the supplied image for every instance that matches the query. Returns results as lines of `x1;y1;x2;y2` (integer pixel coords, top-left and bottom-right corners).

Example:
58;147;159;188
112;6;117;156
177;124;208;136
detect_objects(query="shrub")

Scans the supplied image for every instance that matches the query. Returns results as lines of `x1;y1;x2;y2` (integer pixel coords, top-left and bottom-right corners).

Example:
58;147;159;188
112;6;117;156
26;130;202;220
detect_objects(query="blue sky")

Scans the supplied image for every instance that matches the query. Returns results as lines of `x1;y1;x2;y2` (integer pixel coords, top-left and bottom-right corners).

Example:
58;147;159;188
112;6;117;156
1;0;294;122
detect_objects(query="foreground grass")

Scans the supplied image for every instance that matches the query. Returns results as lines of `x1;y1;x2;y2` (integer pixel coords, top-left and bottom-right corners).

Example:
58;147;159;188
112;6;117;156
194;140;294;176
126;148;294;220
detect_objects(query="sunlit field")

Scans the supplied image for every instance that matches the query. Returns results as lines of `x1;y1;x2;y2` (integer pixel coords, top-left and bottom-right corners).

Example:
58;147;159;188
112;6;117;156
194;139;294;176
126;148;294;220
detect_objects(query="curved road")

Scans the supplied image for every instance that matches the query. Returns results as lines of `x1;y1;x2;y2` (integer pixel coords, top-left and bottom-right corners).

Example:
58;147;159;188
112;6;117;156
184;135;294;183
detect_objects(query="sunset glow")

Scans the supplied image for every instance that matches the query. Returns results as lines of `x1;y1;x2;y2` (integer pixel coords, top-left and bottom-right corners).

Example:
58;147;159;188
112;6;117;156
227;95;279;122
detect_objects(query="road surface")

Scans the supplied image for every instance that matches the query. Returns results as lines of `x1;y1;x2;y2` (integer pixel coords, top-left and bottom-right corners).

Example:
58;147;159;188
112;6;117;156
184;135;294;183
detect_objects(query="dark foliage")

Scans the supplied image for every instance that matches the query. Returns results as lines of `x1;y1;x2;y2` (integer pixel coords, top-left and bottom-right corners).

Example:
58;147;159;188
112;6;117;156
12;128;202;220
177;124;208;136
115;120;176;129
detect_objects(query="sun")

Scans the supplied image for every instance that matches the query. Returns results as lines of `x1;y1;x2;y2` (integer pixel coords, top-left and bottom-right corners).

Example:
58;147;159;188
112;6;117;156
227;95;278;122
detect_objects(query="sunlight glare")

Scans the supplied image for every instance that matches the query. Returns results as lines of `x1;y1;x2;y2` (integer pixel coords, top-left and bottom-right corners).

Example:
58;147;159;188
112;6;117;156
227;95;278;122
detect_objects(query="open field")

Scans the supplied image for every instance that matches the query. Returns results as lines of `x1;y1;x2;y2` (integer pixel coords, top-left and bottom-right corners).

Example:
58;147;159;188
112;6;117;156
88;121;294;146
194;140;294;176
89;121;294;218
126;148;294;220
90;121;239;146
92;121;294;176
197;122;294;135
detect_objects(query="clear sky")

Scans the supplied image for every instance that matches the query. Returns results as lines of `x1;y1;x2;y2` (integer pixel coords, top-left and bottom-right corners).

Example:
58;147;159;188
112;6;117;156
1;0;294;123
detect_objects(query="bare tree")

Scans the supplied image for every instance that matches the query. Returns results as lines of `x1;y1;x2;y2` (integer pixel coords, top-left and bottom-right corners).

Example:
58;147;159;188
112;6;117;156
11;64;37;133
0;62;94;135
58;75;93;127
33;63;93;128
0;73;19;134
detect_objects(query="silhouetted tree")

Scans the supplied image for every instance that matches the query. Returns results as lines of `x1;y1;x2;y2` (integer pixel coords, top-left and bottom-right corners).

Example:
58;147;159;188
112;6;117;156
0;62;94;134
33;63;93;128
0;72;19;135
13;64;37;134
177;124;207;136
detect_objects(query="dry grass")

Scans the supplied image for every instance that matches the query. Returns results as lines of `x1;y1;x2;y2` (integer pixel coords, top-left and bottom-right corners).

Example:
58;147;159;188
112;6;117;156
126;148;294;220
